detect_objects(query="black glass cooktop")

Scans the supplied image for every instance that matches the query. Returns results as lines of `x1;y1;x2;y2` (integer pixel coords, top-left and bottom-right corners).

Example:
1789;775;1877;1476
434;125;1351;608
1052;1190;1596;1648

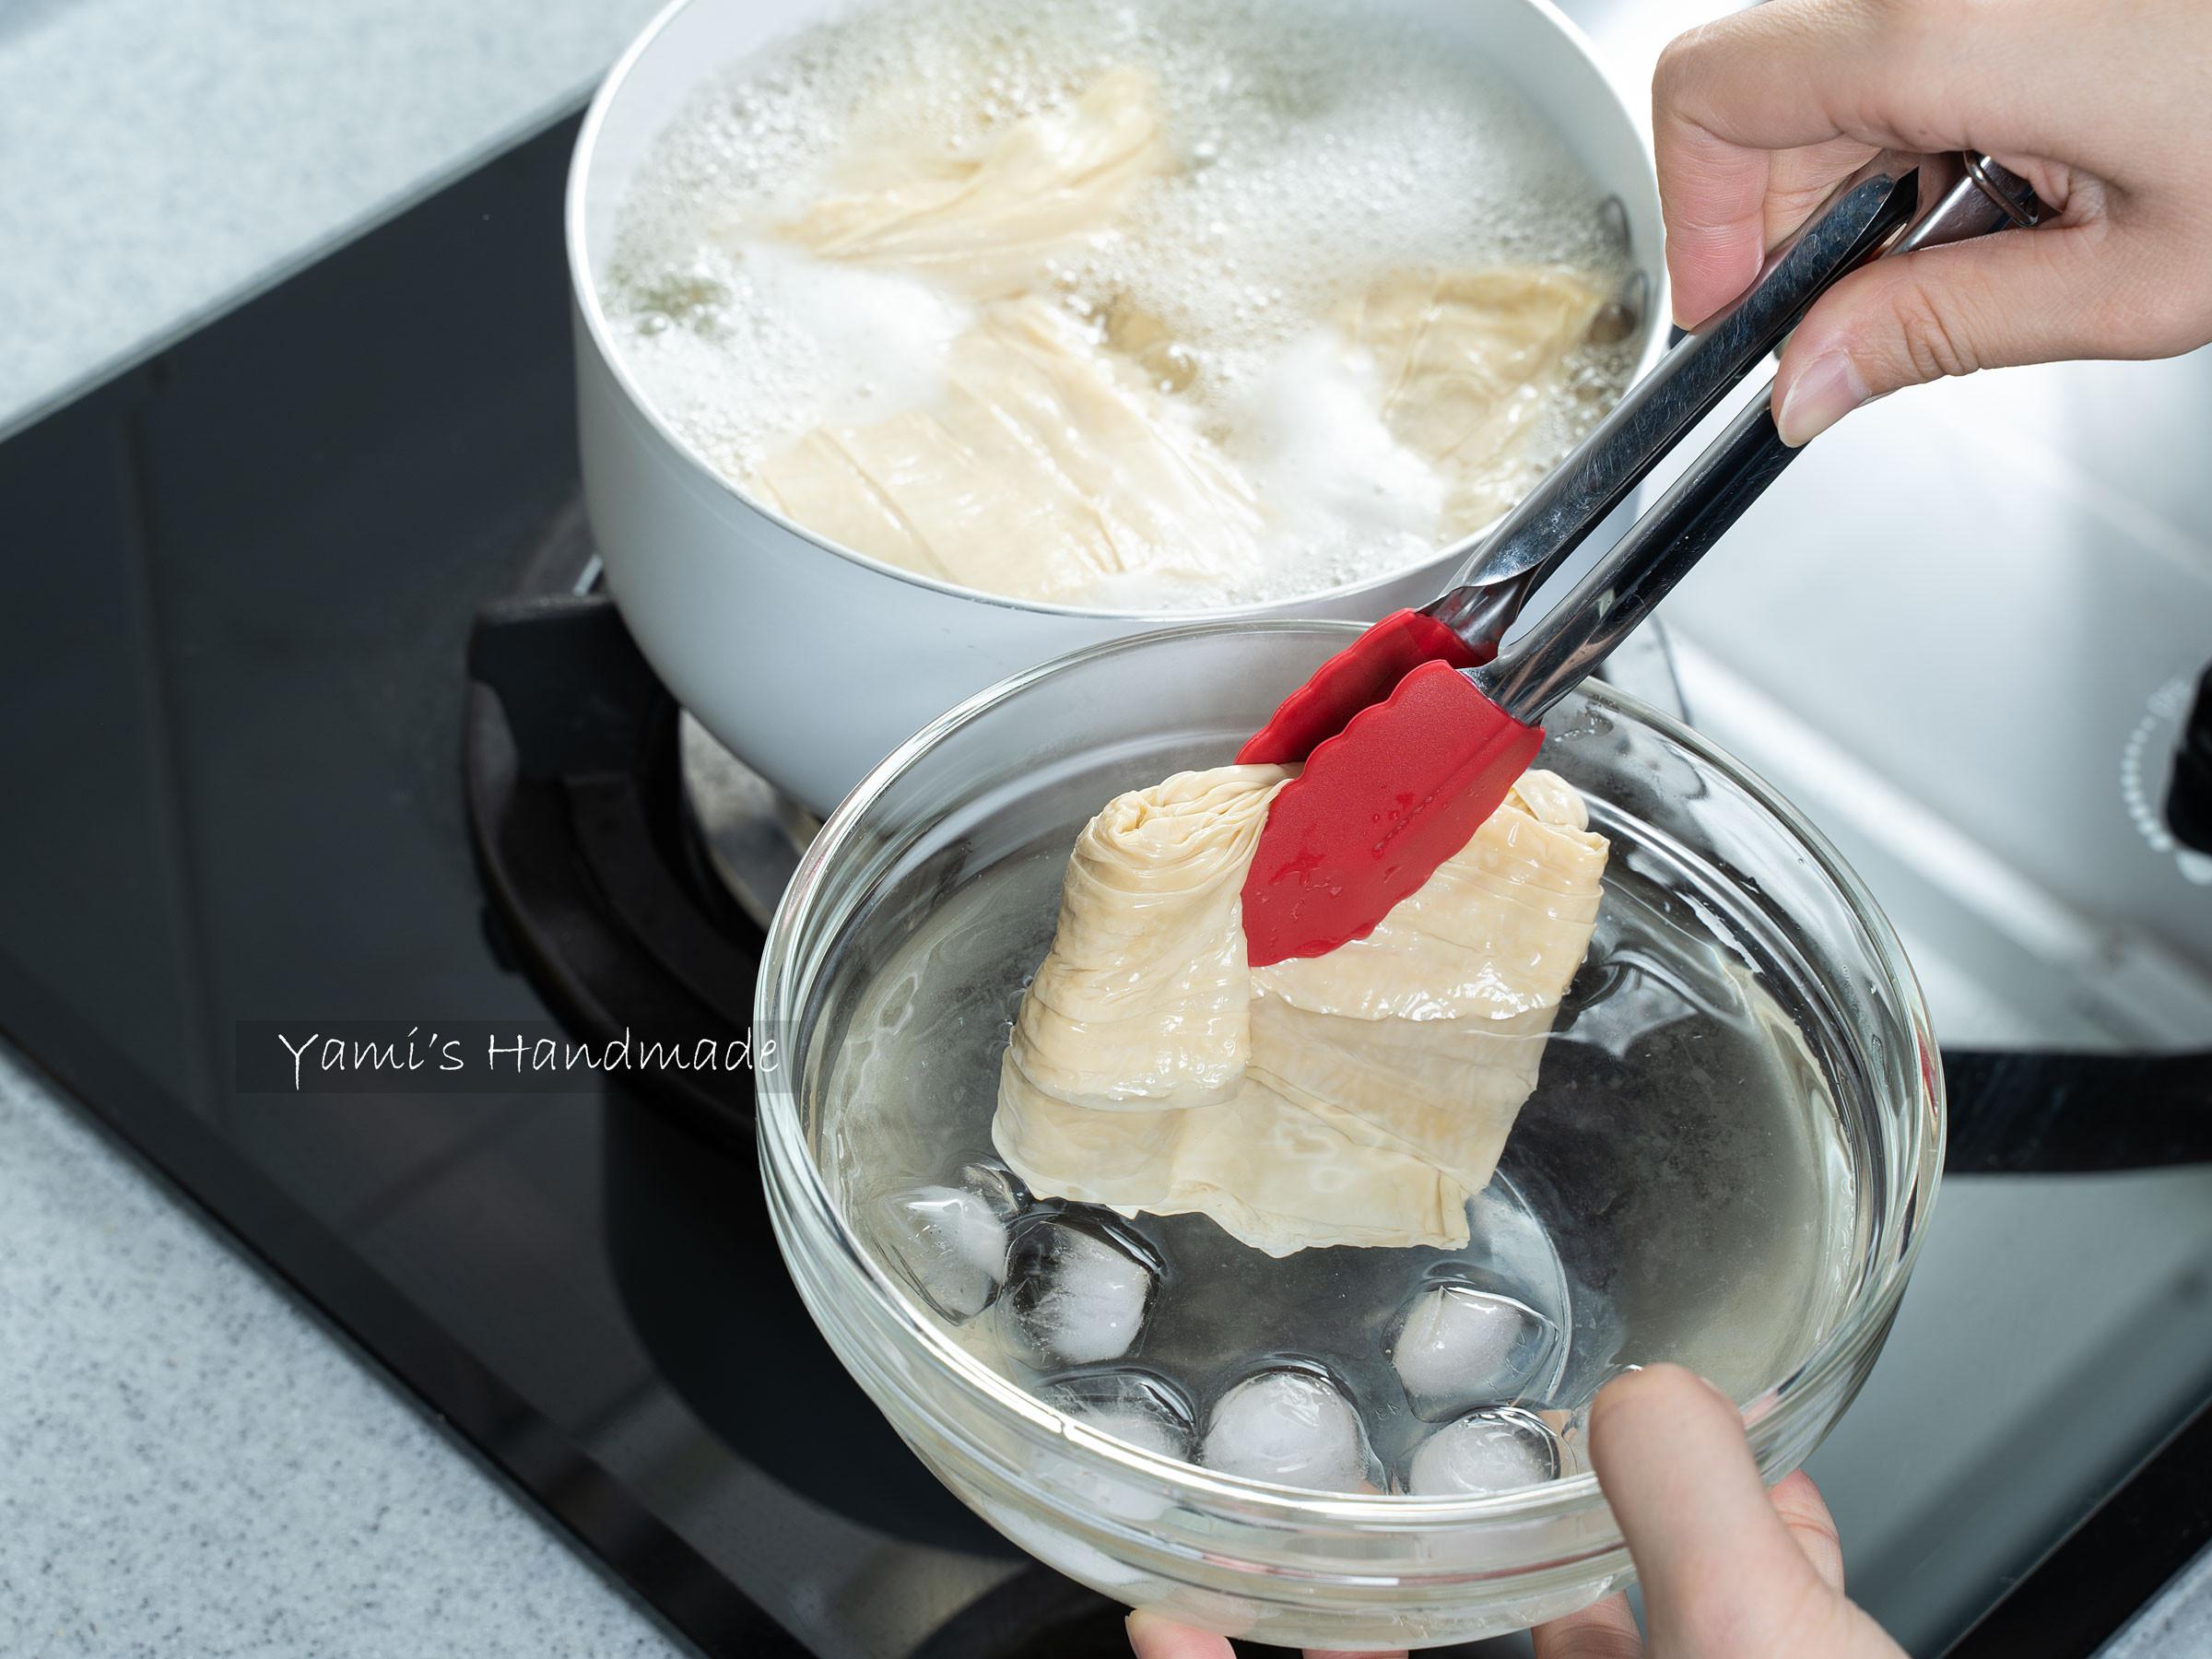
4;103;2206;1659
0;109;1096;1659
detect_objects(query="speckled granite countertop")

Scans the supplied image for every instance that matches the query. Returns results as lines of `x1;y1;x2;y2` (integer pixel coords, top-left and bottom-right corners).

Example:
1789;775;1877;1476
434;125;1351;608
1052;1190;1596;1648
1;6;702;1645
0;1044;688;1657
0;0;661;438
2100;1544;2212;1657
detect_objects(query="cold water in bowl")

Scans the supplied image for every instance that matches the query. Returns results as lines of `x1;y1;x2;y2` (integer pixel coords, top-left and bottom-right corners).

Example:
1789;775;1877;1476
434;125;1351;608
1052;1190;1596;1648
757;621;1937;1648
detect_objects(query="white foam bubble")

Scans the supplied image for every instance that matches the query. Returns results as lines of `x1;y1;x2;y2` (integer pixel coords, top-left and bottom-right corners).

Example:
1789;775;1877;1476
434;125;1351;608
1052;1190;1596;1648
1223;327;1443;589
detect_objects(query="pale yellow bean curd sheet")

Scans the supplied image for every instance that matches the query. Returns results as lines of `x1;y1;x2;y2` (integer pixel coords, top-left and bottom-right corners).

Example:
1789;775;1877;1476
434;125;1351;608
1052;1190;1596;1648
749;69;1605;605
993;766;1608;1254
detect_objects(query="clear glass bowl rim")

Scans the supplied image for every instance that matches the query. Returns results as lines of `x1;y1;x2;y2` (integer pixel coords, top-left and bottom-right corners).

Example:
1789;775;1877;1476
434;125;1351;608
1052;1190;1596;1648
753;617;1946;1530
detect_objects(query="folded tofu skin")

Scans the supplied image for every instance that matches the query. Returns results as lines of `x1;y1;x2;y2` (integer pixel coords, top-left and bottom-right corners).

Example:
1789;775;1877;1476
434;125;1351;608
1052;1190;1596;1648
779;67;1173;302
993;765;1609;1254
1340;269;1604;538
749;66;1605;606
750;296;1270;604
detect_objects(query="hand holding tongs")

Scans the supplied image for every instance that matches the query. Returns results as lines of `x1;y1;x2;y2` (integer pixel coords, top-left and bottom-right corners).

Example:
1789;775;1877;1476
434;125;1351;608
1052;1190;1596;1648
1450;150;2048;721
1238;152;2052;966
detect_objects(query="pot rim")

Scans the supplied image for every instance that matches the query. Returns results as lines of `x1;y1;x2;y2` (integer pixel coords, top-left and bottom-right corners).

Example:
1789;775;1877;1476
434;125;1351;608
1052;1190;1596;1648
754;617;1947;1535
565;0;1673;622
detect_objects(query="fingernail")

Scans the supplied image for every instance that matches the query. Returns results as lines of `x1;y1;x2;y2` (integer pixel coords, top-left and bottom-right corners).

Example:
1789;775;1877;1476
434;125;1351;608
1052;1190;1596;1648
1774;350;1869;446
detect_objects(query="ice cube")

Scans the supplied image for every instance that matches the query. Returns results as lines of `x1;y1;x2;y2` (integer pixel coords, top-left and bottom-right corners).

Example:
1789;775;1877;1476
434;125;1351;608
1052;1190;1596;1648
1404;1408;1560;1497
1390;1284;1553;1418
1201;1367;1374;1493
873;1183;1009;1323
1044;1369;1196;1461
1538;1405;1595;1477
1005;1213;1158;1365
1548;1363;1641;1475
1036;1369;1197;1522
959;1158;1031;1222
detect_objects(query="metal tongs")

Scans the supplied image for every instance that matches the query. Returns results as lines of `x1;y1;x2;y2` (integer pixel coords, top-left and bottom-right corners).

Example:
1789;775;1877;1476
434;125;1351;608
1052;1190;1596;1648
1446;150;2049;718
1237;152;2052;966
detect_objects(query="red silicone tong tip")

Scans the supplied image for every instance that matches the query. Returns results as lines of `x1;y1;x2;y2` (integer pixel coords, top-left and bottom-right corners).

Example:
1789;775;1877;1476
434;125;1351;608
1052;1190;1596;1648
1241;662;1543;968
1237;609;1481;766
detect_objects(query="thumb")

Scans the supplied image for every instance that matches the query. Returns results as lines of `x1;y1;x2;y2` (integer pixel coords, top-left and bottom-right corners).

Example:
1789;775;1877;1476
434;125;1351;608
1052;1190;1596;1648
1771;218;2119;444
1124;1609;1403;1659
1124;1611;1232;1658
1585;1365;1830;1655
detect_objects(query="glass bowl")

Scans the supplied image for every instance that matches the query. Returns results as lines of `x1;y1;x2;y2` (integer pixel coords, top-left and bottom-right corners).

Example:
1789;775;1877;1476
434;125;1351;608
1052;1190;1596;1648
754;620;1943;1650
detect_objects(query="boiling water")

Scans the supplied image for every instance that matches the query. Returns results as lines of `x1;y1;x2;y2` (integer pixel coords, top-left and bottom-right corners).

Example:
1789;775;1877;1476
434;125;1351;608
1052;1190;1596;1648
602;0;1640;607
821;834;1859;1492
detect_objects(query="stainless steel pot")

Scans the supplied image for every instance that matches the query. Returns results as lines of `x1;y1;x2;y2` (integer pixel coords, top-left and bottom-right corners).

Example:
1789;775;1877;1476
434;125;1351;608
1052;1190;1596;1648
567;0;1668;817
